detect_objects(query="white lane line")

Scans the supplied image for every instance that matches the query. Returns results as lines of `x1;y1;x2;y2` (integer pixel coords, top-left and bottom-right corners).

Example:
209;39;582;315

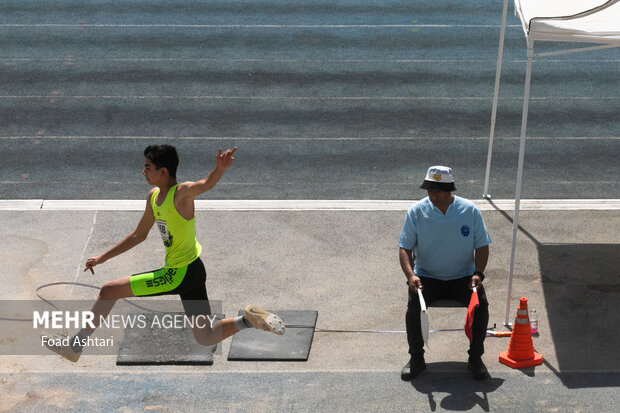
0;200;43;209
0;95;498;100
0;24;520;29
1;96;618;101
1;136;618;141
1;199;619;211
5;368;617;375
2;58;617;63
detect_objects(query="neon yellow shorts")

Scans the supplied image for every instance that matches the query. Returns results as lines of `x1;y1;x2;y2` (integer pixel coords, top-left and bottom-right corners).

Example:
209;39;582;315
129;266;188;297
129;258;210;317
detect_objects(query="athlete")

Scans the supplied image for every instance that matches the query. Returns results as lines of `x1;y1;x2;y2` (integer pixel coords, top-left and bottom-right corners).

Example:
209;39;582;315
45;145;284;362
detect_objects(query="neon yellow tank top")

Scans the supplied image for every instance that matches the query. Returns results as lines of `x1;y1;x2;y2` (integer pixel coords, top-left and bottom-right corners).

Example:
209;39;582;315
150;184;202;268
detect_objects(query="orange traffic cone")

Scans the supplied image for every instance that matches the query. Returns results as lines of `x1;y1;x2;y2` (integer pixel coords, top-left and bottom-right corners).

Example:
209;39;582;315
499;297;543;368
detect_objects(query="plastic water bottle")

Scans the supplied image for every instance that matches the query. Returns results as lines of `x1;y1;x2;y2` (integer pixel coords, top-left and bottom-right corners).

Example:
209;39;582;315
530;308;538;334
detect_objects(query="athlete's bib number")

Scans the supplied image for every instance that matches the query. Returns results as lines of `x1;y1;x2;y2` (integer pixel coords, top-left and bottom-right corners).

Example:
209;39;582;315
156;219;170;241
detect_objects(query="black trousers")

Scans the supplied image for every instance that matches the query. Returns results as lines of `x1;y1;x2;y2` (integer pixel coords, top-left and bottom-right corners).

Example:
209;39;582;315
406;275;489;359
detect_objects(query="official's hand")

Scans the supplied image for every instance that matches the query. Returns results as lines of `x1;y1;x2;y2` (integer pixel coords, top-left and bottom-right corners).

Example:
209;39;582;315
84;256;104;274
408;274;423;293
470;275;483;290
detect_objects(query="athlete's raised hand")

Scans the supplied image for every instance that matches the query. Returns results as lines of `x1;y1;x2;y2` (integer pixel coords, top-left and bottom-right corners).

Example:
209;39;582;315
215;147;237;172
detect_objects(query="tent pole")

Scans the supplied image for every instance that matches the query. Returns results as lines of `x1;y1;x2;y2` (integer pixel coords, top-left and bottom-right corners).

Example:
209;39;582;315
483;0;510;199
505;39;534;326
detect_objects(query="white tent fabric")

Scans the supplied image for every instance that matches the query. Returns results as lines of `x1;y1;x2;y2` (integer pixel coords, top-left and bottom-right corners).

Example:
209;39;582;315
518;0;620;43
482;0;620;325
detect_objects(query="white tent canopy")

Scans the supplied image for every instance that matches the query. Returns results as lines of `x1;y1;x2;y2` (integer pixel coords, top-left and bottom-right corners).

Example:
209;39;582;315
519;0;620;43
482;0;620;325
515;0;620;43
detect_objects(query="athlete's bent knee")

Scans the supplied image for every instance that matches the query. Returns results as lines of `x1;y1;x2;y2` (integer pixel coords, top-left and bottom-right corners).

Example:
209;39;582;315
98;283;121;301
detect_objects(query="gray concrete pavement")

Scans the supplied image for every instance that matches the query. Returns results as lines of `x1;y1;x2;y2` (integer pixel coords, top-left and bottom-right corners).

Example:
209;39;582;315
2;370;618;412
1;206;619;411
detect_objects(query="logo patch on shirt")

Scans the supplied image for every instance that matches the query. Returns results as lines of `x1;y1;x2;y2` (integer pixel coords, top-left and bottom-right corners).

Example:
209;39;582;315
461;225;470;237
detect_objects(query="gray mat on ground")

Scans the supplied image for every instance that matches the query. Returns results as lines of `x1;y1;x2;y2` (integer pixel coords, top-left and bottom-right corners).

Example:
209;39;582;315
228;310;318;361
116;312;214;366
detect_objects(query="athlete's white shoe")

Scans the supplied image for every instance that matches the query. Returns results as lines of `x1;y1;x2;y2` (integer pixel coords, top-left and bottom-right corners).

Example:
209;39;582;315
43;334;81;362
244;306;285;335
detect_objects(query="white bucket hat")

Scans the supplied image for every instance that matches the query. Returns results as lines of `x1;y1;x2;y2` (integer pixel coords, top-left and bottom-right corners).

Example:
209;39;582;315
420;165;457;191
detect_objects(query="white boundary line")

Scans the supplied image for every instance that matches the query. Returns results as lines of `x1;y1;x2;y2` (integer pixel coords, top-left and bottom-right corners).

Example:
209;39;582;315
2;58;618;63
4;367;617;375
2;96;618;101
0;24;519;29
1;136;618;141
1;199;619;211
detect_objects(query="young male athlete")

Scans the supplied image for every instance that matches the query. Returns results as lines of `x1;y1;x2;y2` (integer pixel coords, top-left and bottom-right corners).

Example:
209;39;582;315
45;145;284;362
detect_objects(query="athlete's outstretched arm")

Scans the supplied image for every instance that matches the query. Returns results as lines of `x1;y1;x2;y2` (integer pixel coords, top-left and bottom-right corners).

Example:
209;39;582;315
84;189;156;274
176;147;237;200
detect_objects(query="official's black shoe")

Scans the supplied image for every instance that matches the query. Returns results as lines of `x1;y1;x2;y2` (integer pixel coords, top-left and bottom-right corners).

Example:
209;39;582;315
401;357;426;381
467;356;489;380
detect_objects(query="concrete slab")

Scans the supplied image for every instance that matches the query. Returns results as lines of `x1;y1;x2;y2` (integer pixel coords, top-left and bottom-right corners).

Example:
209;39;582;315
228;310;317;361
116;312;214;366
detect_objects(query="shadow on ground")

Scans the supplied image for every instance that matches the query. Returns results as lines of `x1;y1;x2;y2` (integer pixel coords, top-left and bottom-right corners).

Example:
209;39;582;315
538;243;620;388
410;362;505;412
486;201;619;388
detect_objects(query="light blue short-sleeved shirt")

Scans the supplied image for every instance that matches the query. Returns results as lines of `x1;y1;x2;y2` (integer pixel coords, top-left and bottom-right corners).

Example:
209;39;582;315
399;196;491;281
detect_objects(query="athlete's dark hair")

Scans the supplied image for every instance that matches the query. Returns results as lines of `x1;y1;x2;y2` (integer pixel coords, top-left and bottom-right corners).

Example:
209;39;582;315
144;145;179;178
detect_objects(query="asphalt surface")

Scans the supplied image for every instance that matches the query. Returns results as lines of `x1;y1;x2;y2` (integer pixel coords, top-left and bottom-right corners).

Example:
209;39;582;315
0;1;619;412
1;0;618;200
